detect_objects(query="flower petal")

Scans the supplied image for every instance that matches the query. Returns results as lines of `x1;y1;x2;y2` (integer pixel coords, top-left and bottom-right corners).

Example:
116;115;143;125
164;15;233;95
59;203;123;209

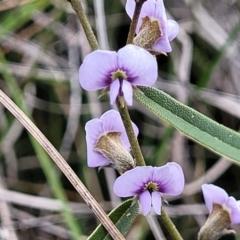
125;0;135;19
202;184;229;213
152;162;184;195
144;0;166;21
85;119;110;167
152;191;162;215
109;80;120;105
79;50;118;91
101;110;123;133
139;190;152;216
227;196;240;224
113;166;153;197
152;36;172;53
126;0;166;33
100;109;138;150
167;20;179;41
118;44;158;86
125;0;177;53
122;80;133;106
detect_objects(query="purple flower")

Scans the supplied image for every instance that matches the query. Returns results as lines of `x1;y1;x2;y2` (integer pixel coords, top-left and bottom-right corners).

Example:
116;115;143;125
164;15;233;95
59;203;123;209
202;184;240;224
79;44;158;106
113;163;184;215
85;110;138;173
126;0;179;53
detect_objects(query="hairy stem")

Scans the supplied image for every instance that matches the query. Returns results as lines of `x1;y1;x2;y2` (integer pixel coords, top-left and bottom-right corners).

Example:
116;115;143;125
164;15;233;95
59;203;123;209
0;90;125;240
116;98;145;166
160;208;184;240
68;0;99;51
126;0;147;44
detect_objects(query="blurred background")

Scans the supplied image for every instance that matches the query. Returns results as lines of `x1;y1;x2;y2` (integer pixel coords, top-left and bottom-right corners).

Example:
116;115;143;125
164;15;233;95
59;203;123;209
0;0;240;239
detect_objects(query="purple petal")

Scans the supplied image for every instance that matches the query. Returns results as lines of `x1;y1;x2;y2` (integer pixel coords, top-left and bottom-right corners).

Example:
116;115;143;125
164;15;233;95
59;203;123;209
152;162;184;195
152;36;172;53
101;109;131;149
109;79;120;105
144;0;166;21
79;50;117;91
101;110;123;132
125;0;135;19
132;123;139;137
126;0;166;33
118;44;158;86
139;190;152;216
152;19;178;52
201;184;228;213
113;166;153;197
100;109;138;150
227;196;240;224
167;20;179;41
152;191;162;215
85;110;138;168
125;0;177;53
122;80;133;106
85;119;109;167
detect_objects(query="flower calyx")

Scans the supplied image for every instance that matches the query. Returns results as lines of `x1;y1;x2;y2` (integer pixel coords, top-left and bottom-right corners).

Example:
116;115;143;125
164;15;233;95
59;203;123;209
94;132;135;174
133;16;165;55
198;203;235;240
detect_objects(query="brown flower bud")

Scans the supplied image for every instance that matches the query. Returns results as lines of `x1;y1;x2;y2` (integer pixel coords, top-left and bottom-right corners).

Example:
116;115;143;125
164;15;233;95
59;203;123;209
198;203;235;240
94;132;135;174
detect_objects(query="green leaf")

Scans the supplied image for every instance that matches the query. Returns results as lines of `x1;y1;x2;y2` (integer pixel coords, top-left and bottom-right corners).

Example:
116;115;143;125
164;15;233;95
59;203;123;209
134;86;240;163
88;199;139;240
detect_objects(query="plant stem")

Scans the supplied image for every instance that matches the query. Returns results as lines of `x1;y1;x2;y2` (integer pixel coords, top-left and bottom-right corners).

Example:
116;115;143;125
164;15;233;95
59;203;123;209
68;0;146;166
126;0;147;44
68;0;99;51
116;98;145;166
0;90;125;240
160;208;184;240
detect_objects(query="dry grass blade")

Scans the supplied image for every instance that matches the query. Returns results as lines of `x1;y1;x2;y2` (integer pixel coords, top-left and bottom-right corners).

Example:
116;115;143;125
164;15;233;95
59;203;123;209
0;90;125;240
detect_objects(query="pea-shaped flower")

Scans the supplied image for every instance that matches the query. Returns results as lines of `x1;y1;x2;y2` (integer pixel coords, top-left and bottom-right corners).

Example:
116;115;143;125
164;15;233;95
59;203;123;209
85;110;138;174
198;184;240;240
126;0;179;54
113;163;184;215
79;44;158;106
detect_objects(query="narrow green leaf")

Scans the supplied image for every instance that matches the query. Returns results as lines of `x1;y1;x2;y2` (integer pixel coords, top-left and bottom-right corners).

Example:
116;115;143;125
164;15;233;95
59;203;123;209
134;86;240;163
88;199;139;240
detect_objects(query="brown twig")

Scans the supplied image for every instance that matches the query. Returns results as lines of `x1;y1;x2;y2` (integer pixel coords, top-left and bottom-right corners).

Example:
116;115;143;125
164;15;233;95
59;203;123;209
0;89;125;240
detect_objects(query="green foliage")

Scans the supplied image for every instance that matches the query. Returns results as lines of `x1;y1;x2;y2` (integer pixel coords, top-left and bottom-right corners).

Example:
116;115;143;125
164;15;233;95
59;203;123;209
88;198;139;240
134;86;240;163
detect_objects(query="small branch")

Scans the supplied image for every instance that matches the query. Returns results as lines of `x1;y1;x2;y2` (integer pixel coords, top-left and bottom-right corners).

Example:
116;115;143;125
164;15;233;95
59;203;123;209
160;208;184;240
0;90;125;240
116;98;145;166
68;0;99;51
126;0;147;44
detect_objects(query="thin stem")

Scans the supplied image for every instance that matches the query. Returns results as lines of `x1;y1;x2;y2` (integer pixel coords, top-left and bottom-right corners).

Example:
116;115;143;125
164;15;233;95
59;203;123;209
69;0;145;167
116;98;145;166
68;0;99;51
0;90;125;240
160;208;184;240
126;0;147;44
